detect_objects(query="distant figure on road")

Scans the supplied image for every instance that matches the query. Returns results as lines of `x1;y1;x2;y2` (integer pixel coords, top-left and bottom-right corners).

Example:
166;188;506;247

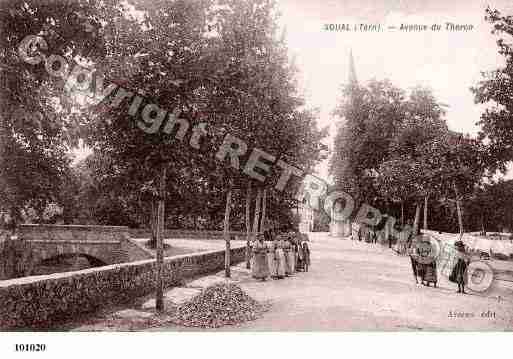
296;238;305;271
302;241;310;272
251;234;270;281
371;230;377;244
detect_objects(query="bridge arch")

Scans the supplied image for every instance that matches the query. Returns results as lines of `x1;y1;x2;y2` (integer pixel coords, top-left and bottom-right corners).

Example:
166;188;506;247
31;252;108;275
28;243;115;276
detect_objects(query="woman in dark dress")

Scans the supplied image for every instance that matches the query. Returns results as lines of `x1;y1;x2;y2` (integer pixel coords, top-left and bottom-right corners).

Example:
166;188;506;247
417;235;437;287
450;241;468;294
295;238;305;271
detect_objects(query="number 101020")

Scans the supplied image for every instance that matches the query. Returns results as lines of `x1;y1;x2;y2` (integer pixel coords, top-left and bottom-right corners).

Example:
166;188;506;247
15;344;46;352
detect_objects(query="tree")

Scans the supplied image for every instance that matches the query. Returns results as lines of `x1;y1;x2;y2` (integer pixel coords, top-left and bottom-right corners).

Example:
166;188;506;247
332;80;448;235
375;157;425;227
330;79;406;208
0;0;115;231
80;0;231;302
472;7;513;172
385;86;447;233
466;180;513;233
422;133;485;237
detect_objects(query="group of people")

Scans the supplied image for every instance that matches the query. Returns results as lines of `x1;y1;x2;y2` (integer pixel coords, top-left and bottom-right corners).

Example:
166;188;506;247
409;233;439;287
250;229;311;281
355;225;380;243
409;232;470;294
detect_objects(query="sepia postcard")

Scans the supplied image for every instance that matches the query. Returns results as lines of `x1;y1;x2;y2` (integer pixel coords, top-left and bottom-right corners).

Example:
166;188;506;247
1;0;512;357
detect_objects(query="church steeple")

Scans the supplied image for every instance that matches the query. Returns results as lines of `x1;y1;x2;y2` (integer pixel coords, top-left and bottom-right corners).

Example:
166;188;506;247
348;49;358;85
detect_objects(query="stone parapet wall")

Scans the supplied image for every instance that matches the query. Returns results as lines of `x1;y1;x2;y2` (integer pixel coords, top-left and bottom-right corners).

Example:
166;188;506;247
0;246;245;330
18;224;130;241
130;229;250;240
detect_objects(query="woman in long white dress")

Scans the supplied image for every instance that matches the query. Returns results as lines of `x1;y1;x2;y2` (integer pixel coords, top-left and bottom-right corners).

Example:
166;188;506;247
281;237;292;276
275;238;286;279
287;238;296;273
267;237;278;279
251;234;270;280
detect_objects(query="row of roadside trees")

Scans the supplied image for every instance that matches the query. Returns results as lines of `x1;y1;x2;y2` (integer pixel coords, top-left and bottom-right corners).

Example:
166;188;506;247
1;0;326;234
330;7;513;237
0;0;327;306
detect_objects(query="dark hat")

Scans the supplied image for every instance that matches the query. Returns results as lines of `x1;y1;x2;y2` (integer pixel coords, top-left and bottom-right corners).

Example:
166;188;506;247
454;241;465;248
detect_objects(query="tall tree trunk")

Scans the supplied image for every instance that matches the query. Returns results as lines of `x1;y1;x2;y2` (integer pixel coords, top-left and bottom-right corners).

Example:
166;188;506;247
413;203;421;236
260;188;267;232
388;220;392;248
401;201;404;227
245;182;252;269
8;207;20;237
252;188;263;237
453;181;464;239
150;199;157;246
155;166;166;312
423;195;428;230
224;185;233;278
455;199;464;238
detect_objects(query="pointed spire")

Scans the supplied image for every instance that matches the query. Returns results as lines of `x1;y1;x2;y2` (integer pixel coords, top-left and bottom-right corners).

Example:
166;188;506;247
348;49;358;85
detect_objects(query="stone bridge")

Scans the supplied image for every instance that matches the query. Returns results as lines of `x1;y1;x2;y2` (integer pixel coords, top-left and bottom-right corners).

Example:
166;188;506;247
1;225;154;279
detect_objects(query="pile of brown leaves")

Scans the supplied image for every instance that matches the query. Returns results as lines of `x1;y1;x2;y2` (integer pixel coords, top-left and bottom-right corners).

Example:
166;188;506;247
170;283;267;328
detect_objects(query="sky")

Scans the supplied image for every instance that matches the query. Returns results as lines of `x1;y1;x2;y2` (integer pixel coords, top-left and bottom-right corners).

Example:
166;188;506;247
276;0;513;181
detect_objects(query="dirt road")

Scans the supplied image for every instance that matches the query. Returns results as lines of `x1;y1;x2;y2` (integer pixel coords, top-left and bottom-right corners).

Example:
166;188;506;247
219;232;513;331
168;232;513;331
75;233;513;331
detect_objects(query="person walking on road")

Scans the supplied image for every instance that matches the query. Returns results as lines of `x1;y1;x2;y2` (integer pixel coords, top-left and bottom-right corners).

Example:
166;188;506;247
296;238;305;271
302;241;310;272
251;234;270;281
